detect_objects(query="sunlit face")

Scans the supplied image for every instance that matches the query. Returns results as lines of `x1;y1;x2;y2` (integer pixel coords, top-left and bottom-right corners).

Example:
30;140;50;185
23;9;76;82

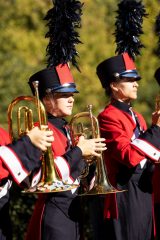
110;78;139;103
43;92;75;117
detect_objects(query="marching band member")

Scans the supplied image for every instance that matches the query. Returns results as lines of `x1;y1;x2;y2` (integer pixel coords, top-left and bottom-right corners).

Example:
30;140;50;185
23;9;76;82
0;125;54;239
89;52;160;240
25;64;106;240
152;67;160;240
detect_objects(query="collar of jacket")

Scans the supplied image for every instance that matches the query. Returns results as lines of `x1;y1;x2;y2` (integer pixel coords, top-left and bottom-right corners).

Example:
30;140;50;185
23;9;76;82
111;99;132;115
47;113;68;129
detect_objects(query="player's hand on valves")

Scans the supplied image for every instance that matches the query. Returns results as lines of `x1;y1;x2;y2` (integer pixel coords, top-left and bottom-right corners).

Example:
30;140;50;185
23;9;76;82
152;110;160;127
76;135;107;157
27;126;54;151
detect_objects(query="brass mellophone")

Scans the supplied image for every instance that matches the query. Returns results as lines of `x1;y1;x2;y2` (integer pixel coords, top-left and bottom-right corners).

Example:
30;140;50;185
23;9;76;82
69;104;122;195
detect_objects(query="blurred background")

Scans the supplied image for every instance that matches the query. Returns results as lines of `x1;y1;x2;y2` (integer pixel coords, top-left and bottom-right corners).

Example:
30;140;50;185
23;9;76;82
0;0;160;239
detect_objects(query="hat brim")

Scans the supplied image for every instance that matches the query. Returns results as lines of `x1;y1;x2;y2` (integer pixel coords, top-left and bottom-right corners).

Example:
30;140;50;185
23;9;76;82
50;83;79;93
119;70;141;80
54;87;79;93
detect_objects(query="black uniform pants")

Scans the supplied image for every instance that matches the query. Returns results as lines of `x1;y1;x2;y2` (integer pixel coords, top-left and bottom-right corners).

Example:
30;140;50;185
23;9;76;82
0;202;12;240
89;164;155;240
41;200;80;240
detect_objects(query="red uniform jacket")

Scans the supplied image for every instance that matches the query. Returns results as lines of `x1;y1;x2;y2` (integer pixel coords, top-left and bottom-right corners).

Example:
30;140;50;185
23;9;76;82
98;103;160;219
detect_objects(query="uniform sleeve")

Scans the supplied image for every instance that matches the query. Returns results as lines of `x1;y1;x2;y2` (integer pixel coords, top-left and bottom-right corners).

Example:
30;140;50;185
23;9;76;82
0;135;42;185
131;125;160;162
99;112;160;168
54;146;86;182
63;146;86;179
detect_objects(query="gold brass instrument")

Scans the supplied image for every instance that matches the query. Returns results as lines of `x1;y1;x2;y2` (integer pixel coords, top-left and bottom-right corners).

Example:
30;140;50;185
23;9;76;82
70;104;122;195
8;81;78;193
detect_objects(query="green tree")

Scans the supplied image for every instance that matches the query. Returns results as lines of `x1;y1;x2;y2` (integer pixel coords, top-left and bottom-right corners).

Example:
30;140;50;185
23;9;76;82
0;0;51;129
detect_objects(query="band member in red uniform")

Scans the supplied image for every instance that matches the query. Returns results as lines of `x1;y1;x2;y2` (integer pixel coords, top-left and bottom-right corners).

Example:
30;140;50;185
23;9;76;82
25;64;106;240
89;52;160;240
0;125;54;240
152;67;160;240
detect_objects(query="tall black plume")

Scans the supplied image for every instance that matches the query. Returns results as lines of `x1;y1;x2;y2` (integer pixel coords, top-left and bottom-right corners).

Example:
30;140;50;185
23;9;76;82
44;0;83;71
114;0;148;60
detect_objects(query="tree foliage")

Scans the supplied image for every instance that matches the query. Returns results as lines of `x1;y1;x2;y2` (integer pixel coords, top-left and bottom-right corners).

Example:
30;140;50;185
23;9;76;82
0;0;160;239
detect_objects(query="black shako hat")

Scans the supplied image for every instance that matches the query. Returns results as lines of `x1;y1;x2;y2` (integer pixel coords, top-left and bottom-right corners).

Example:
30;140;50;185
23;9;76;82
96;52;141;89
28;64;78;100
154;67;160;86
